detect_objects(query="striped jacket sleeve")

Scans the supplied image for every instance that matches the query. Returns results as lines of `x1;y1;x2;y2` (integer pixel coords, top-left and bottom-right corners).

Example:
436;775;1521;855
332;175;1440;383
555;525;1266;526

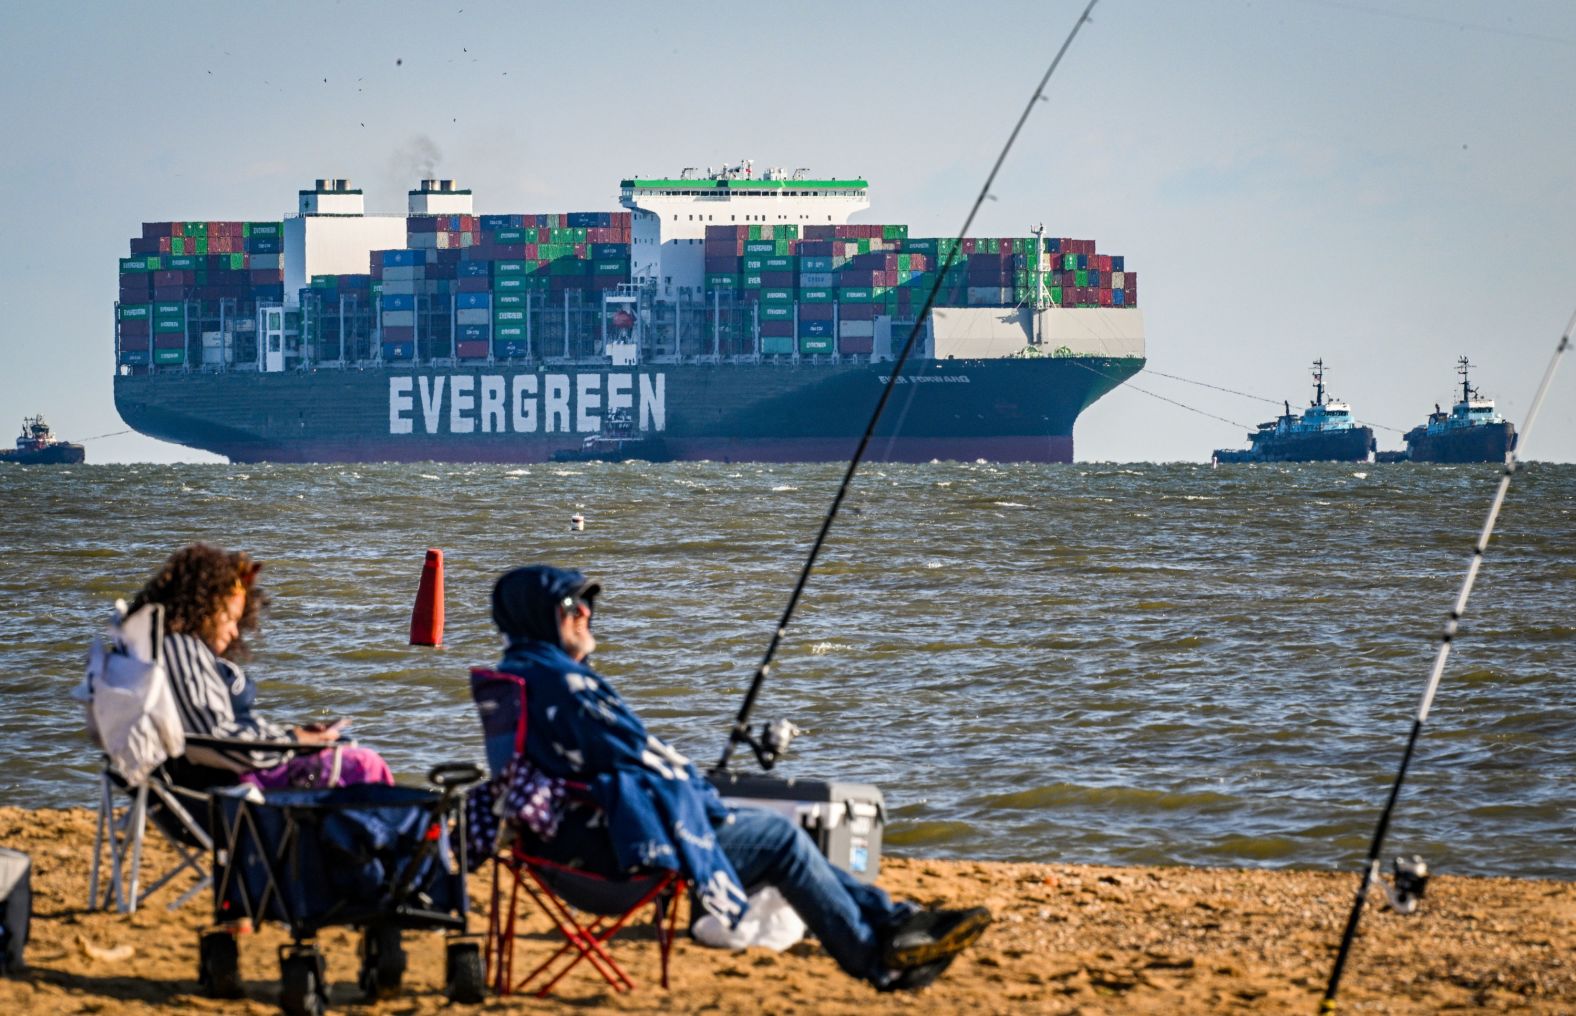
163;633;293;771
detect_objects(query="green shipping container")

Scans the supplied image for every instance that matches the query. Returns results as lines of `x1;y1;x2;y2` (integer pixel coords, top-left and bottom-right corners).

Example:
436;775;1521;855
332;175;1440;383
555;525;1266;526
742;257;765;272
493;309;525;323
1075;270;1088;287
154;349;186;365
799;336;834;353
761;288;794;304
156;319;184;333
495;324;526;339
493;260;527;275
494;292;526;308
169;238;186;255
799;288;833;302
247;222;282;238
166;256;198;270
839;287;873;302
593;260;629;275
705;274;740;288
761;305;792;320
193;238;208;254
494;228;526;243
762;256;795;271
183;221;208;236
742;273;764;288
761;336;795;355
1051;287;1063;305
1063;254;1077;270
119;303;152;320
493;276;526;292
119;257;155;273
743;241;775;254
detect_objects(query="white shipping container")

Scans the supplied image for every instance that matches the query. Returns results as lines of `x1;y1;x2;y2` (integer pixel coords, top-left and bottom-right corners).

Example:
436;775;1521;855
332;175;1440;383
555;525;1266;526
382;310;416;327
838;320;875;338
201;330;225;348
967;287;1011;306
799;272;835;287
1111;271;1125;288
249;253;283;270
381;267;422;283
455;308;489;325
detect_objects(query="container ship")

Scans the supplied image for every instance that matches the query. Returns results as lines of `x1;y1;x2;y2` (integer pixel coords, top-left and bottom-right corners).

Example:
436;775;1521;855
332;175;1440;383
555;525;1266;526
112;169;1146;463
1214;360;1375;463
1399;358;1516;463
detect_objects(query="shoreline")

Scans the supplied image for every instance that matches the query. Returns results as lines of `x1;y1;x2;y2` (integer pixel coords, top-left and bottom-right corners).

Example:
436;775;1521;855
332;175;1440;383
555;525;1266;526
1;806;1571;1013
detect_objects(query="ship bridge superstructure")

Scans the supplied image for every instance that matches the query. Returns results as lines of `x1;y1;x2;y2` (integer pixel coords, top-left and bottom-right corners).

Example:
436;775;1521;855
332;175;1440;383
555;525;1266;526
621;168;869;301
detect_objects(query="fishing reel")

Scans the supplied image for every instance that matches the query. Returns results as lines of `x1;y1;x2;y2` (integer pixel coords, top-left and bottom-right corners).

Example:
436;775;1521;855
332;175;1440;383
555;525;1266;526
732;718;803;771
1382;854;1430;915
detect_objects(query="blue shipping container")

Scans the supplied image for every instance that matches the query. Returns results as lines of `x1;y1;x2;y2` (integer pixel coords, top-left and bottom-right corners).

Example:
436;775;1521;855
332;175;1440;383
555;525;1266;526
457;292;492;309
1111;255;1124;271
566;212;610;228
246;237;281;254
1113;289;1126;306
381;249;423;268
381;293;416;311
797;319;834;337
457;324;491;341
382;341;414;361
591;243;630;259
119;350;151;366
494;339;529;358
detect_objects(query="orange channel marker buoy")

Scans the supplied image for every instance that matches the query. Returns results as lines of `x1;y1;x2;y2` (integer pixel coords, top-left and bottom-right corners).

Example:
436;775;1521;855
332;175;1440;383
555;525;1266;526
410;548;445;647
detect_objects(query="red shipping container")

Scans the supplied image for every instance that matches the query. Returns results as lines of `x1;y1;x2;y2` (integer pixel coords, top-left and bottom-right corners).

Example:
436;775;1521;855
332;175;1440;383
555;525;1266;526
1098;288;1113;307
760;271;794;287
154;334;185;349
153;286;186;301
119;319;150;337
456;340;490;358
837;336;874;355
798;302;834;321
840;303;875;321
382;325;415;341
759;319;794;337
171;222;185;237
250;269;284;284
457;276;489;292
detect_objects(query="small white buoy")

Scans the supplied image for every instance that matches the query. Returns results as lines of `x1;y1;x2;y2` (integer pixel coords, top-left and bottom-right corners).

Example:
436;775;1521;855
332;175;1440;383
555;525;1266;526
570;513;585;531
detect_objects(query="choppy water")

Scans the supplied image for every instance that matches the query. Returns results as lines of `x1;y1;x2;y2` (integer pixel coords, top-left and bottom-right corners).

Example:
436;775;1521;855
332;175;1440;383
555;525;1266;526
1;461;1571;879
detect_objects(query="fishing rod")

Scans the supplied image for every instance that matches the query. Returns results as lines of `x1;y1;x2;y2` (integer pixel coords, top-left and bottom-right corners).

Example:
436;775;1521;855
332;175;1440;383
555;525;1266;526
713;0;1102;772
1319;315;1572;1013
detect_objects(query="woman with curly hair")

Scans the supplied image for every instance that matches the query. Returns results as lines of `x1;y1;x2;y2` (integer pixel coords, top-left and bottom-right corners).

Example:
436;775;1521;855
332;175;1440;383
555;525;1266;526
130;542;392;789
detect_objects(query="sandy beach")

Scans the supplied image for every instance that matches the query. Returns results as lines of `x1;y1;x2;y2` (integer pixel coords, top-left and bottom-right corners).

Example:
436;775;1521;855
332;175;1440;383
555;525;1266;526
0;807;1571;1014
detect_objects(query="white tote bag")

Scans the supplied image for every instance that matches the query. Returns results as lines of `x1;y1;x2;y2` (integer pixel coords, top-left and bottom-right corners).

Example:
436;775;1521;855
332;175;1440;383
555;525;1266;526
75;601;186;786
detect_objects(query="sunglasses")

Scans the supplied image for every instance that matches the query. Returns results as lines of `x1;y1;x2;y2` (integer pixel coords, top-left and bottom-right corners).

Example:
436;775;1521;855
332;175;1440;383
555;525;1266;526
559;596;594;621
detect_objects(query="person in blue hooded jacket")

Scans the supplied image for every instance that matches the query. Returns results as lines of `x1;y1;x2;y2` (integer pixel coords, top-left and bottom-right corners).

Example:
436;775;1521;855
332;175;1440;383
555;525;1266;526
486;564;990;992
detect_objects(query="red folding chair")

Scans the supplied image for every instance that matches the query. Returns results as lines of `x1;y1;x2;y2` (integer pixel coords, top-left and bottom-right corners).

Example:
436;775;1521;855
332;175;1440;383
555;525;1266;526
470;668;687;998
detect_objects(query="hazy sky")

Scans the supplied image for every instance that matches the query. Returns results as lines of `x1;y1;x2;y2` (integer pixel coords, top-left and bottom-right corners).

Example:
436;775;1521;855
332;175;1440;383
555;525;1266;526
3;0;1573;463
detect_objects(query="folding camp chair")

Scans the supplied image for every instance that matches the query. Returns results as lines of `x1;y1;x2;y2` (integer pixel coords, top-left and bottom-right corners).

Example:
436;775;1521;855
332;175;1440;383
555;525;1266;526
88;736;298;914
470;667;687;997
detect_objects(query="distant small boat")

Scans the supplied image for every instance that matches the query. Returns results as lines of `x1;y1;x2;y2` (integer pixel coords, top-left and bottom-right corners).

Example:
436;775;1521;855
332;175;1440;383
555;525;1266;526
1397;358;1517;464
550;410;671;464
1213;360;1375;464
0;415;85;465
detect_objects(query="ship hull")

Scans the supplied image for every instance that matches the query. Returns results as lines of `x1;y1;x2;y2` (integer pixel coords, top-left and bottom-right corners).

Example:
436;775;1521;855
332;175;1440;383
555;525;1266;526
1403;421;1516;463
114;356;1141;464
0;444;86;465
1215;427;1374;464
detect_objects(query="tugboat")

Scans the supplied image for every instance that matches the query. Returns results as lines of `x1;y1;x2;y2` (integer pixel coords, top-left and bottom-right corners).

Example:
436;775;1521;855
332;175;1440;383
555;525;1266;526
1400;358;1517;463
0;415;86;464
550;410;671;464
1213;360;1375;463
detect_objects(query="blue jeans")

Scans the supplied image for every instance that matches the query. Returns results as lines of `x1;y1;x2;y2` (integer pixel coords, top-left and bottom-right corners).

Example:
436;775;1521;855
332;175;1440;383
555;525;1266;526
714;807;912;982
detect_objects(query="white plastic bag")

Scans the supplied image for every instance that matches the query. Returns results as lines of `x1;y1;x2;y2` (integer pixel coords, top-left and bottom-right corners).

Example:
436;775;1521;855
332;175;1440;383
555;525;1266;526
74;601;185;786
691;887;806;951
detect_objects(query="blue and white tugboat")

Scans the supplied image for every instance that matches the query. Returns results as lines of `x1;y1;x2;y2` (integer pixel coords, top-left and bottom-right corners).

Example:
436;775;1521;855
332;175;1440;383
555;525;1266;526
1400;358;1516;463
1214;360;1375;463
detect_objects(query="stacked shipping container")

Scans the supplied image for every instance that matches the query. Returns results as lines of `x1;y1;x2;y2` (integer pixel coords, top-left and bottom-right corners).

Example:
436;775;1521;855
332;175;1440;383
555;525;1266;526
117;221;284;366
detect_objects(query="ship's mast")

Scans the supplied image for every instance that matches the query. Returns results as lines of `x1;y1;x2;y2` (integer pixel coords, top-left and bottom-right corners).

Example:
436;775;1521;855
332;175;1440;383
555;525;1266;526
1457;355;1474;403
1030;222;1047;347
1311;358;1328;407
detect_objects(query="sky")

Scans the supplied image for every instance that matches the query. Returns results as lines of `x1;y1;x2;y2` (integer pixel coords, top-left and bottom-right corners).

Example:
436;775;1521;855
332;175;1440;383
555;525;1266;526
2;0;1574;464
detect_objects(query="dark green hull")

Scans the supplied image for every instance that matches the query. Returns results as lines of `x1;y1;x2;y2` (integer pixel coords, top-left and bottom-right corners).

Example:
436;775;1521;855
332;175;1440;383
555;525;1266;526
114;356;1143;463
